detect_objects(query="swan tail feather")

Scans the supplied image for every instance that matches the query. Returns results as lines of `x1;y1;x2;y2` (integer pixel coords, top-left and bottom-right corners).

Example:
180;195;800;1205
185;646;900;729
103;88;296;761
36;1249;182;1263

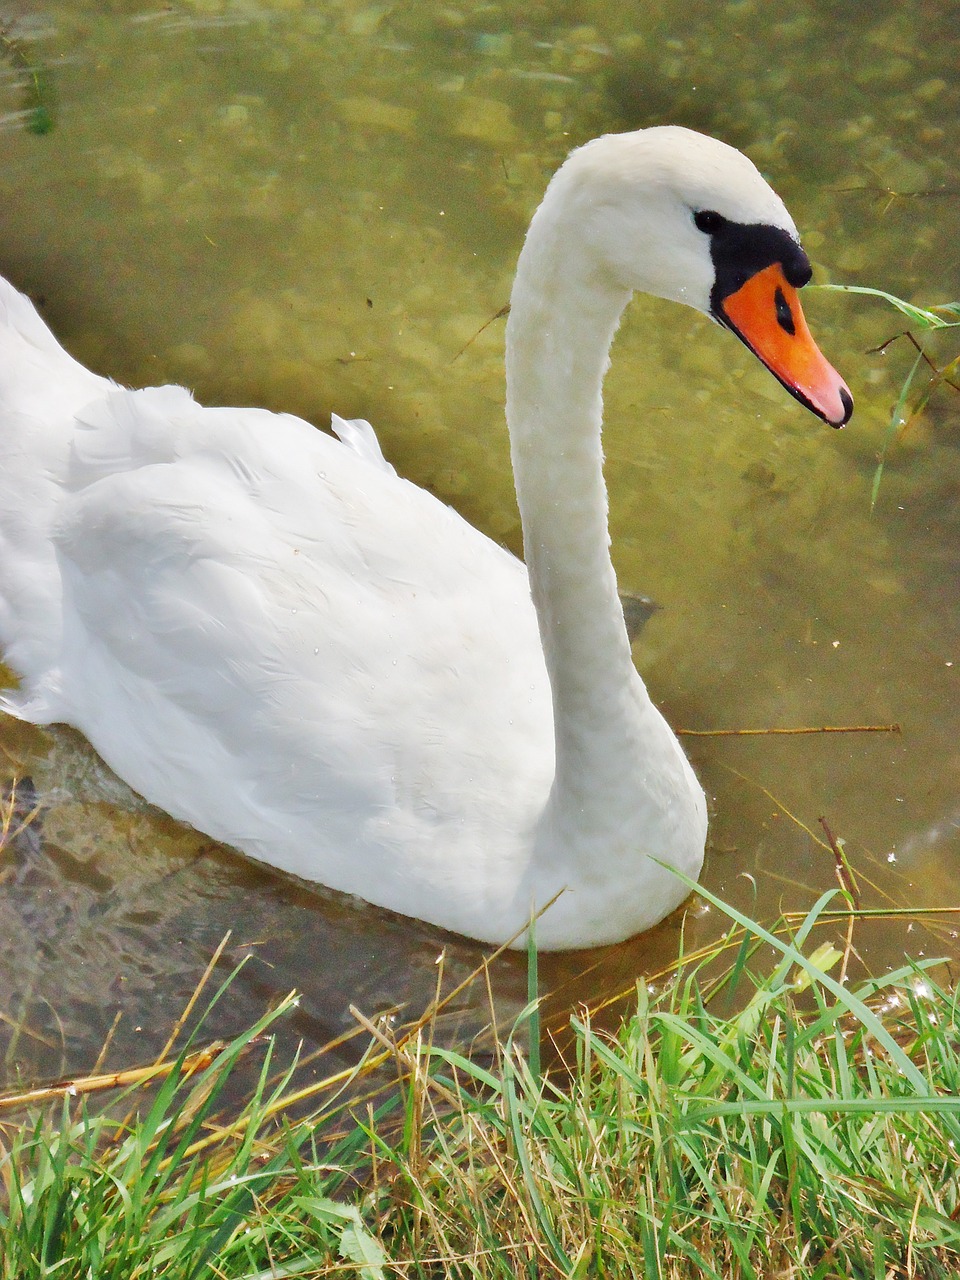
0;276;67;356
330;413;396;476
0;677;63;726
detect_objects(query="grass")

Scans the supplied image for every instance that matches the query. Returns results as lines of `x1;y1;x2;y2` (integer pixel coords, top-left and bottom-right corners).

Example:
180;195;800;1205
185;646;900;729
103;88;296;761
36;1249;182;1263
819;283;960;509
3;887;960;1277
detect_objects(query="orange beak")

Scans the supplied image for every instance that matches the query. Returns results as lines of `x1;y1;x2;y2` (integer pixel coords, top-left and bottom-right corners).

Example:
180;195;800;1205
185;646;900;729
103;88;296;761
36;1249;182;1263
719;263;852;427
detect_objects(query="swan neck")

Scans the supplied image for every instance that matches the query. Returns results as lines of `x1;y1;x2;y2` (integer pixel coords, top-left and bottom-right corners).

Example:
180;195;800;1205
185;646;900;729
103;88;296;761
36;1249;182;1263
506;212;653;826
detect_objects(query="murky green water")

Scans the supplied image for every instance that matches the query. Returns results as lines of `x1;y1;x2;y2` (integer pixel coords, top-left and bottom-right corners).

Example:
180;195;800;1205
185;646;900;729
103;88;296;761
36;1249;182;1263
1;0;959;1087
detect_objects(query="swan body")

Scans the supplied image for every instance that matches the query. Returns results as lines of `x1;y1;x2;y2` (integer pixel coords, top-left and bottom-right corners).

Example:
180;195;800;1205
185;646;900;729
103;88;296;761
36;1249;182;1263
0;127;851;949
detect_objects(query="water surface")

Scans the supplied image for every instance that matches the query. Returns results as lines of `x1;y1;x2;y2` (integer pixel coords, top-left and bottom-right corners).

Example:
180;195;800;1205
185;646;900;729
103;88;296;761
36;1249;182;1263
1;0;959;1086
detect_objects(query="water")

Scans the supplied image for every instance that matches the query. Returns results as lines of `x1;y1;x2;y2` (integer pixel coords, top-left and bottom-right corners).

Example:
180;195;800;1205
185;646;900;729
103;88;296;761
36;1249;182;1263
1;0;959;1087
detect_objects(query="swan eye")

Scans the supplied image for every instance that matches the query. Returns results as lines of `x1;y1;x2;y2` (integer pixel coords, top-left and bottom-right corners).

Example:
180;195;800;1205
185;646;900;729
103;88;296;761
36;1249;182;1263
694;209;726;235
774;285;796;335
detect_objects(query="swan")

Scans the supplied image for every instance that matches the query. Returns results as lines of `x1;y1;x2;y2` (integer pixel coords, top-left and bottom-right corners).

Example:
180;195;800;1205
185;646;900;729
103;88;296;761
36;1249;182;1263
0;127;851;950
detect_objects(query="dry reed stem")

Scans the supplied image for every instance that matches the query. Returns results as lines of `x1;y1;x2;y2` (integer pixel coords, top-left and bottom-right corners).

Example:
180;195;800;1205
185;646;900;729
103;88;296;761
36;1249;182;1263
0;1041;226;1115
677;722;901;736
152;929;233;1067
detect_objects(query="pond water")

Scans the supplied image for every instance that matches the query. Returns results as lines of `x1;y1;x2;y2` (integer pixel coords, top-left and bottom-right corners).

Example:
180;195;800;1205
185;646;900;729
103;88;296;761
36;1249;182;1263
1;0;959;1089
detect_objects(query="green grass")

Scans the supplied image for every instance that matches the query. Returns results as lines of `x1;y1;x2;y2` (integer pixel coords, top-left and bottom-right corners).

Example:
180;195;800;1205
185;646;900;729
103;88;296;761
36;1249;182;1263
4;889;960;1278
819;282;960;509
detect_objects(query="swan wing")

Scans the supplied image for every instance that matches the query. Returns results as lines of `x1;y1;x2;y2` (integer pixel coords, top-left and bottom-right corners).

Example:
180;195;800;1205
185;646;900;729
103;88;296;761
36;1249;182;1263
50;388;553;915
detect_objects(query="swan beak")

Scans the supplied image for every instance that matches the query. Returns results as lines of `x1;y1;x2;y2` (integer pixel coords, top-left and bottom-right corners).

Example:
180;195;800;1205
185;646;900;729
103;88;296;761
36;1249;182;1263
718;263;853;427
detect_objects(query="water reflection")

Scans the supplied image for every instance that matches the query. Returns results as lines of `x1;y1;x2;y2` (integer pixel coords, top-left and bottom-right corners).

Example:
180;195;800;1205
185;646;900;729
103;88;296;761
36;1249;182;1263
1;0;959;1087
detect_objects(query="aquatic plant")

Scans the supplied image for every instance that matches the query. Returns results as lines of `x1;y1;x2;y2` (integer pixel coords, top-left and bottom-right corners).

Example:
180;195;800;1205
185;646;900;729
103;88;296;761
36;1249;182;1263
823;283;960;509
0;22;55;136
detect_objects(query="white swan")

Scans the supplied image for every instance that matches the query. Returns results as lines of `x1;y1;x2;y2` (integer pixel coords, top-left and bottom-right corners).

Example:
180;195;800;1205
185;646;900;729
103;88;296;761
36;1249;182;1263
0;127;851;949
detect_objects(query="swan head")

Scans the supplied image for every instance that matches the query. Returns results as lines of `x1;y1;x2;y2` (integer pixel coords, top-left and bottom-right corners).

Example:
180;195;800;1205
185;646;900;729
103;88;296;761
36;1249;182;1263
541;126;853;426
